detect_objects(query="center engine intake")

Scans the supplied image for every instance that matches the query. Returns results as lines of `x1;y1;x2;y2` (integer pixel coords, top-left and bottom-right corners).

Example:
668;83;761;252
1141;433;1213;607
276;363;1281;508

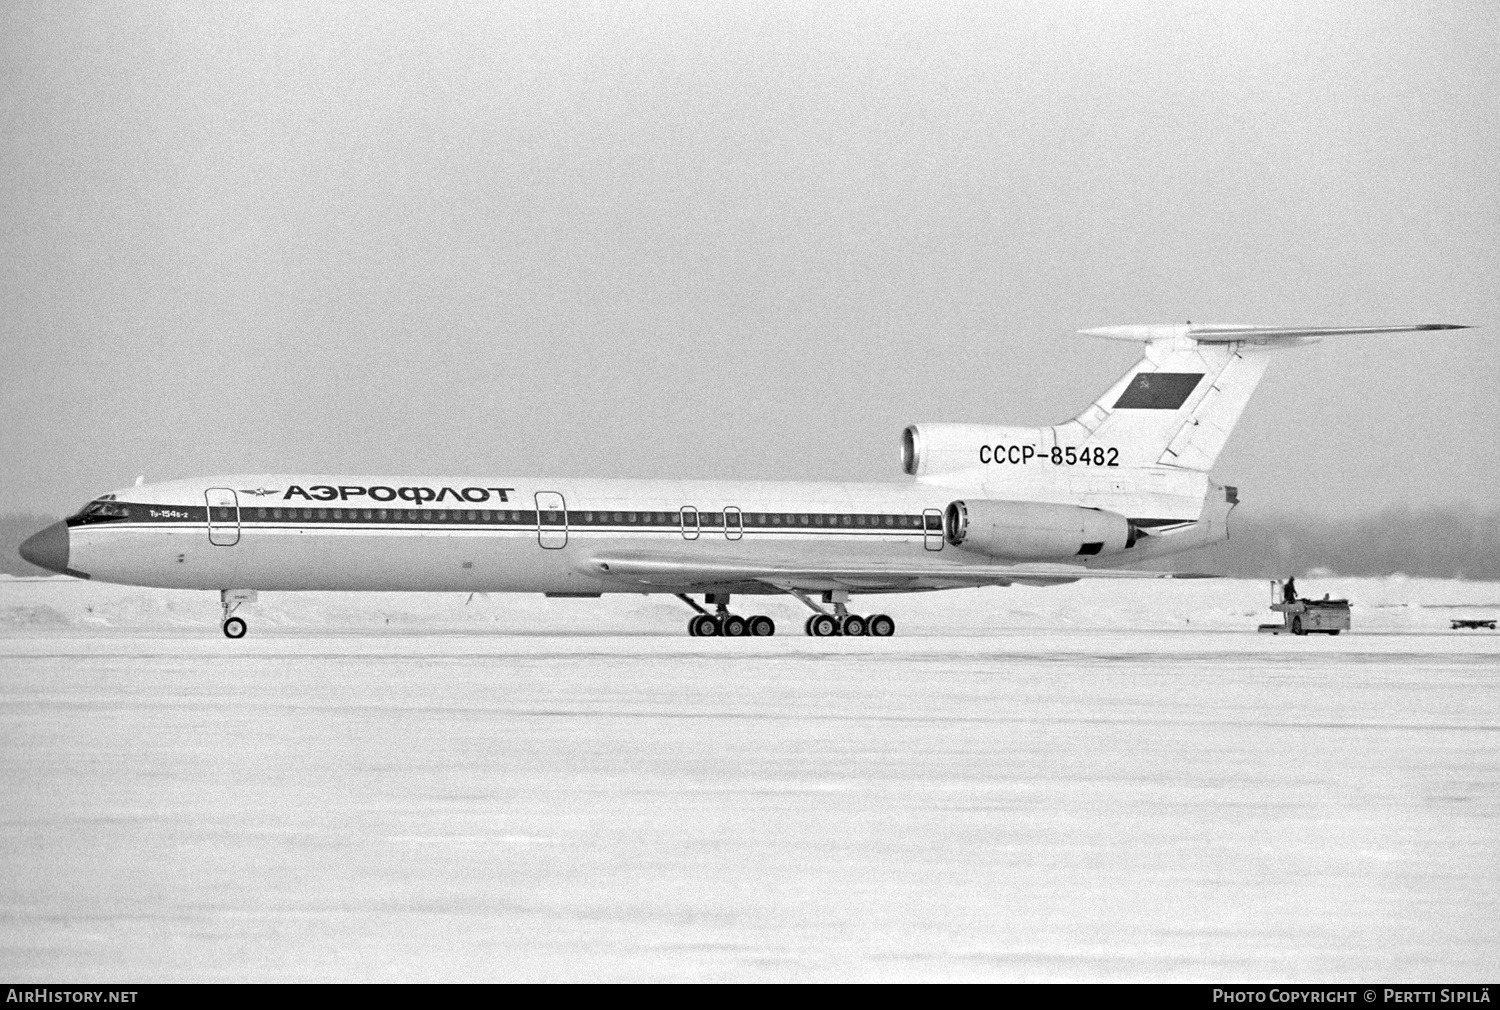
943;500;1138;561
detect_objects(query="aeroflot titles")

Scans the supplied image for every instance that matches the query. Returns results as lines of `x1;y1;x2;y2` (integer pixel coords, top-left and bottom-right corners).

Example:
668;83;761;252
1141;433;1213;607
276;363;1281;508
283;485;517;504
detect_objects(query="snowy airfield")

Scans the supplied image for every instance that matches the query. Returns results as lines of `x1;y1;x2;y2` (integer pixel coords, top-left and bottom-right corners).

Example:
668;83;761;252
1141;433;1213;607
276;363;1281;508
2;576;1498;981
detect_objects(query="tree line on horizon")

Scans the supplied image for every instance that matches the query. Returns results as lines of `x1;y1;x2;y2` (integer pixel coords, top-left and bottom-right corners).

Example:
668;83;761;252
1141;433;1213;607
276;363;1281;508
4;507;1498;580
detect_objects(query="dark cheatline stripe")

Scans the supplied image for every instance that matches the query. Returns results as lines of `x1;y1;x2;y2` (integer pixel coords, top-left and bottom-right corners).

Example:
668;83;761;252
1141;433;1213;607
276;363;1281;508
69;504;937;532
1112;372;1204;410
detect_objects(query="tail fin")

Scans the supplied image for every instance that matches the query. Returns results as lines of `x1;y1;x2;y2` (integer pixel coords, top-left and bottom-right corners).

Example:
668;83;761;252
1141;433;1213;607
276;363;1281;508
1058;323;1467;472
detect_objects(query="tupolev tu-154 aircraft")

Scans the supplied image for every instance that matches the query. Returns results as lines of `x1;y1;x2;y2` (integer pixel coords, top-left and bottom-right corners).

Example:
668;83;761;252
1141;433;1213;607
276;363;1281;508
20;323;1465;638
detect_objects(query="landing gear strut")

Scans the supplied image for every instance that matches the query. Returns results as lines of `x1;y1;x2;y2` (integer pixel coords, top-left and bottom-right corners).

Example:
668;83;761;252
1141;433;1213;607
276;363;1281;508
220;589;257;639
792;590;895;638
677;593;775;638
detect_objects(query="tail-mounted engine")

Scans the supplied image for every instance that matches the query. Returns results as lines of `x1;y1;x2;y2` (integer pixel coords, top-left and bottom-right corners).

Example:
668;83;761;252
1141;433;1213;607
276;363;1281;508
903;423;1044;477
943;499;1140;561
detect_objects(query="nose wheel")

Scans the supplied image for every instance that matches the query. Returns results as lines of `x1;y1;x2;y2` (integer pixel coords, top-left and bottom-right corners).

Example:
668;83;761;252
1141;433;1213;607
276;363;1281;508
219;589;257;640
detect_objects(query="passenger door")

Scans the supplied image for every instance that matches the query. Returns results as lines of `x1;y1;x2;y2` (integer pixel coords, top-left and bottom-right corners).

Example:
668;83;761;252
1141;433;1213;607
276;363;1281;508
535;491;567;549
206;488;240;546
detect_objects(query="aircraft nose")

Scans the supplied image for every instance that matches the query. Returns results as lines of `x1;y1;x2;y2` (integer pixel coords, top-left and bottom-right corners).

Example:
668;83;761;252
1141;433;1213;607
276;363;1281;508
19;521;70;575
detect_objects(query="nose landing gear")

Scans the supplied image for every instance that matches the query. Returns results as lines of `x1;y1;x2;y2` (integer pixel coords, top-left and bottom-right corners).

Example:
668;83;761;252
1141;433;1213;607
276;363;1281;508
219;589;257;639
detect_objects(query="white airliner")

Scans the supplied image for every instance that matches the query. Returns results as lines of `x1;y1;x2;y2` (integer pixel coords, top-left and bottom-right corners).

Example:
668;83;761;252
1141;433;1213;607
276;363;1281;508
20;323;1464;638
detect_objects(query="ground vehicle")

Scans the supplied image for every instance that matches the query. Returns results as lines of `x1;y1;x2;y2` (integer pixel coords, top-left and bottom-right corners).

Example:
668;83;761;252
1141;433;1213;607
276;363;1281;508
1258;580;1350;636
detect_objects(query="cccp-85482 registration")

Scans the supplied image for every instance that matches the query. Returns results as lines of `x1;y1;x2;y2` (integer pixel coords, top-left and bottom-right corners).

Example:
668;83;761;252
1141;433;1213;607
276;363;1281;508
979;445;1119;466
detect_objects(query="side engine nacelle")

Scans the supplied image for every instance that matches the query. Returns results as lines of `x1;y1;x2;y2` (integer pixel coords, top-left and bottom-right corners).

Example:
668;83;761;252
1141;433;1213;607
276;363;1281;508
944;499;1139;561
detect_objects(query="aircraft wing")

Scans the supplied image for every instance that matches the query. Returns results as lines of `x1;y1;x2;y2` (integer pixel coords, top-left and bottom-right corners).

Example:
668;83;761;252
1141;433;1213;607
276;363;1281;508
588;551;1213;592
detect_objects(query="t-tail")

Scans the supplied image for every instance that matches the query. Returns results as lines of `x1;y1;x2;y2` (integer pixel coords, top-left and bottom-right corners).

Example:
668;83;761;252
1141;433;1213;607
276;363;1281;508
903;323;1469;563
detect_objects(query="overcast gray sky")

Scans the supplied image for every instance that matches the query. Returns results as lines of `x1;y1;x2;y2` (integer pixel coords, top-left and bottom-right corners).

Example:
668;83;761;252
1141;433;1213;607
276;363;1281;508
3;1;1496;517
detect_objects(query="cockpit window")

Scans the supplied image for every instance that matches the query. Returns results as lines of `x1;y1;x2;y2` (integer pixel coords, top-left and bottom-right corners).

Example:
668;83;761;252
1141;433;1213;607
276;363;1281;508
70;499;132;523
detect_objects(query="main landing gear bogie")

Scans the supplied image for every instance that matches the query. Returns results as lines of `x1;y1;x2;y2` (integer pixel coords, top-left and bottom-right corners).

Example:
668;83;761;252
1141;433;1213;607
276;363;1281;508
688;613;776;637
803;613;895;637
676;592;892;639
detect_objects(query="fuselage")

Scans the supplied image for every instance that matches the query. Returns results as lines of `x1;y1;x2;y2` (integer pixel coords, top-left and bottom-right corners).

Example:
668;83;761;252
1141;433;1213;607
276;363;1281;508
46;474;990;594
27;472;1209;597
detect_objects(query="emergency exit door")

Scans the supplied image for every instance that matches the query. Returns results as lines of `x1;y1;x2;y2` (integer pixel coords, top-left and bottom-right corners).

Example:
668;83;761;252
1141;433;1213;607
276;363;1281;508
206;488;240;546
723;507;743;540
535;491;567;548
923;508;944;551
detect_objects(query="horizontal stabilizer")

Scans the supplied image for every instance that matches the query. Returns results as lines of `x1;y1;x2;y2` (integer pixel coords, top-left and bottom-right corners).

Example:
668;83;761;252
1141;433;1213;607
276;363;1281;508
1054;324;1469;472
1081;323;1468;345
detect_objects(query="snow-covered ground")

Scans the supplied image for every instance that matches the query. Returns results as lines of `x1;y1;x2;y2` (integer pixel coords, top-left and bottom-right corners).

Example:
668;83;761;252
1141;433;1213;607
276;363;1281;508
1;577;1497;981
3;573;1498;635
